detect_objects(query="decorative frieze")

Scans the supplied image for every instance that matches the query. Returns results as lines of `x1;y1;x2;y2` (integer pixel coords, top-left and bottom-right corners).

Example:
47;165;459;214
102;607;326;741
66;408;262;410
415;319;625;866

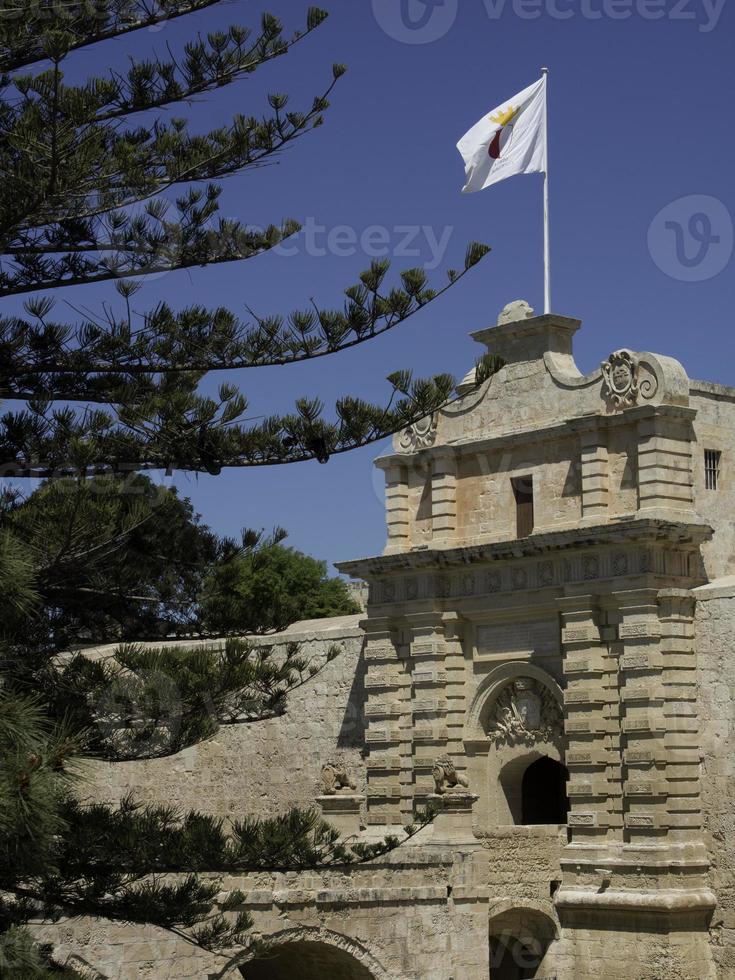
364;645;397;661
620;651;652;671
362;539;700;606
412;669;448;685
364;701;402;719
366;756;401;771
365;670;403;690
623;715;665;733
365;727;401;745
562;624;600;645
567;812;599;827
625;812;660;829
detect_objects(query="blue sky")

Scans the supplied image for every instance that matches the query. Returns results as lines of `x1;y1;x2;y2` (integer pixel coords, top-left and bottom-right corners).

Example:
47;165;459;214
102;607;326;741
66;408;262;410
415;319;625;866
9;0;735;571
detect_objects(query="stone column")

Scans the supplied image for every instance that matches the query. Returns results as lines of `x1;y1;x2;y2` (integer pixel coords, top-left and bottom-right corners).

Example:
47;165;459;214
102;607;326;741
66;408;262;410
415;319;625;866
407;615;449;821
441;613;468;773
382;462;410;554
658;589;703;842
430;452;457;545
553;587;716;980
579;429;609;521
362;618;410;828
559;596;620;843
613;591;669;838
636;406;696;518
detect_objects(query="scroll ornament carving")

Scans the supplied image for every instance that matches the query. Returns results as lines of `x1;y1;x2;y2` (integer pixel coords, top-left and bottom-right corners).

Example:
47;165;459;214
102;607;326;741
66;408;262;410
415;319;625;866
321;761;357;796
602;350;639;408
486;678;563;747
601;349;659;409
398;414;438;453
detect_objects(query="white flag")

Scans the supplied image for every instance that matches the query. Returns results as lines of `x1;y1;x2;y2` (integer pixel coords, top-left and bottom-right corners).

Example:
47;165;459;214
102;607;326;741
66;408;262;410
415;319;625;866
457;76;547;194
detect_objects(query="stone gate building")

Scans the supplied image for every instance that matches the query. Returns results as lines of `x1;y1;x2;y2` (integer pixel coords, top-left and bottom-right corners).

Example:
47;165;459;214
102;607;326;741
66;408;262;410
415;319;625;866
40;302;735;979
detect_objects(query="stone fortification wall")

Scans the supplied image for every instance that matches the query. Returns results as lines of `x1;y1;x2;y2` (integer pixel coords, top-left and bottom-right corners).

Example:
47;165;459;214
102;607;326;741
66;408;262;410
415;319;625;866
696;580;735;978
81;614;366;820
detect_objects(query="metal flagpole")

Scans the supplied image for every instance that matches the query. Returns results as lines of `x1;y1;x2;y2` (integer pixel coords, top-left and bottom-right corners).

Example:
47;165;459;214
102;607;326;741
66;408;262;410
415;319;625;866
542;67;551;314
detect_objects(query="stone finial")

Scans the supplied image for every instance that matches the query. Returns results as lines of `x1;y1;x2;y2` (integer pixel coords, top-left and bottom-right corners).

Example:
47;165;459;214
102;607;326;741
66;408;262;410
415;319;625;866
321;761;357;796
497;300;535;326
432;755;470;795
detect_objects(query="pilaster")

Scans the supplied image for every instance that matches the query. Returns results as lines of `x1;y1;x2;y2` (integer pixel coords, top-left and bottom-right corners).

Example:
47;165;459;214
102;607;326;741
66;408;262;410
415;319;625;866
579;431;609;521
636;407;696;517
407;613;469;816
559;596;621;841
430;453;458;545
361;618;411;826
383;463;409;554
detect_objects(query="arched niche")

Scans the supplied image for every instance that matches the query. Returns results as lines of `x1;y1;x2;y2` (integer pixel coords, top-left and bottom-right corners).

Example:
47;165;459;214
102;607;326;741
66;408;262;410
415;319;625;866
235;927;391;980
464;664;565;828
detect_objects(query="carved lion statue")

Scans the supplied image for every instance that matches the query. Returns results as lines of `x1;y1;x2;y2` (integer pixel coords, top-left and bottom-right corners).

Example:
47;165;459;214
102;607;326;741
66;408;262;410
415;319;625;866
321;761;357;796
432;756;469;795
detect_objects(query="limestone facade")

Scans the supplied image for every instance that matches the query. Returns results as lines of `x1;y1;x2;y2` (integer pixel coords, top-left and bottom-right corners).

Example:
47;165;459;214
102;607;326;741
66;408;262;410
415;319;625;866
39;303;735;978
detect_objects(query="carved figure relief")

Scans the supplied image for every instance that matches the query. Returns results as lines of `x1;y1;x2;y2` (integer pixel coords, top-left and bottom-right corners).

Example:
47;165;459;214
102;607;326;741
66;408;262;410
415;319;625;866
432;756;470;795
398;414;438;453
321;762;357;796
486;678;563;747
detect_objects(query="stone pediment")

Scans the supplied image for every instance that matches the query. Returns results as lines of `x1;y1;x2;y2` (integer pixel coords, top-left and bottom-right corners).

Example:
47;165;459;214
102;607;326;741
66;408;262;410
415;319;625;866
388;304;691;459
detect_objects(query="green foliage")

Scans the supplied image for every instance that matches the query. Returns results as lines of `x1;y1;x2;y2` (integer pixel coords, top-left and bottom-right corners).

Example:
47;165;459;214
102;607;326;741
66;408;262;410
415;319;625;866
201;543;360;635
52;637;344;760
6;474;219;645
0;0;488;964
0;530;39;634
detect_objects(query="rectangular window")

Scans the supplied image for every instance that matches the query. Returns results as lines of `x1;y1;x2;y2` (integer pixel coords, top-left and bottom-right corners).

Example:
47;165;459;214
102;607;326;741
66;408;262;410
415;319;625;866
512;476;534;538
705;450;721;491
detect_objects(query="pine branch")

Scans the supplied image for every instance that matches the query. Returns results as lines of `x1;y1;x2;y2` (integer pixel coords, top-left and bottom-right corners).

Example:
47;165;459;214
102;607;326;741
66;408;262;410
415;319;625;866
5;794;436;955
0;3;328;75
1;65;344;276
0;244;491;394
0;367;472;477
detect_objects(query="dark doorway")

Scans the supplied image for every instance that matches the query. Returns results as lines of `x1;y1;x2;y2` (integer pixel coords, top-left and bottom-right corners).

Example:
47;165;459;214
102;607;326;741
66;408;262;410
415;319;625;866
240;940;375;980
521;756;569;825
489;935;544;979
512;476;534;538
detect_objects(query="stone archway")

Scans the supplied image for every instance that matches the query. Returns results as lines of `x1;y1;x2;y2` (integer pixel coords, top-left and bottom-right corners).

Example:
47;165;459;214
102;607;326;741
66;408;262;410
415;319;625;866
237;927;390;980
464;665;565;827
489;904;558;980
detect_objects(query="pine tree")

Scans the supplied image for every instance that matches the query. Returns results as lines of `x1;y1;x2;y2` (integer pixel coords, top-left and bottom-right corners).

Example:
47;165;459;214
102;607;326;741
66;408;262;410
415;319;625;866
0;2;491;478
0;2;499;971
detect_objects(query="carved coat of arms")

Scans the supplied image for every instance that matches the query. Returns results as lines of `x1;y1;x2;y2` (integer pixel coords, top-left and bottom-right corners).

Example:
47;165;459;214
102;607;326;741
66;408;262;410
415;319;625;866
487;678;563;747
601;349;639;408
